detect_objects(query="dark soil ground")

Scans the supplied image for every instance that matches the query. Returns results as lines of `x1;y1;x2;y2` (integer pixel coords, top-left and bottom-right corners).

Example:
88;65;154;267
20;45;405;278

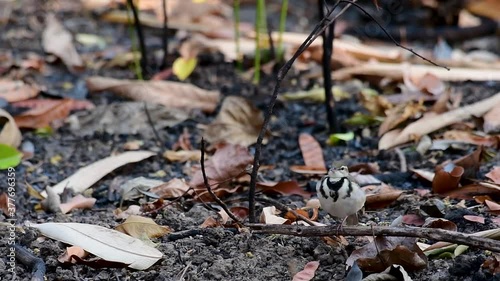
1;1;500;281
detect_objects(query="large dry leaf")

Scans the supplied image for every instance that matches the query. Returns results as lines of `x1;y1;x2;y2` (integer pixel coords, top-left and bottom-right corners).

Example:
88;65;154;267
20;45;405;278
150;178;191;199
0;80;39;102
115;215;172;238
347;236;428;272
363;184;403;209
203;96;264;146
189;143;253;189
292;261;320;281
29;222;162;270
42;14;83;71
257;181;311;198
60;194;96;214
432;165;464;194
378;101;426;136
86;76;220;113
298;133;325;169
442;130;499;148
483;105;500;133
0;108;21;147
41;151;155;197
333;62;500;82
379;91;500;149
14;99;75;129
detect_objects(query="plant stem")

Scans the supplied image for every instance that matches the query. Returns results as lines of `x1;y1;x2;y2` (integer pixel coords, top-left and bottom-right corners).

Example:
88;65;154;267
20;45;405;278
126;0;148;79
233;0;242;71
319;0;337;133
277;0;288;62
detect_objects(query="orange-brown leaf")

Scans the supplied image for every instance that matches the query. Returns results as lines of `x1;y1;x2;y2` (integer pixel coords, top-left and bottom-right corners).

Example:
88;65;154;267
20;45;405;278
298;133;325;169
14;99;74;128
0;80;39;102
59;195;96;214
432;165;464;194
257;181;311;198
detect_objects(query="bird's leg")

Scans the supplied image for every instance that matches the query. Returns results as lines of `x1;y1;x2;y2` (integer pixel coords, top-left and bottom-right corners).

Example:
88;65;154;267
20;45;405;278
336;216;348;236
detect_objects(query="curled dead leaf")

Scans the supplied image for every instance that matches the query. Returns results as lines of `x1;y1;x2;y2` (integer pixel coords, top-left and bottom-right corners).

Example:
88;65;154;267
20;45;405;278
432;164;464;194
60;194;96;214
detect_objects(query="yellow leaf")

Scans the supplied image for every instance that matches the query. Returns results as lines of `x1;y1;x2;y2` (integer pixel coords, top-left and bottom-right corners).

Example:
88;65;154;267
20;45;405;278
172;57;197;81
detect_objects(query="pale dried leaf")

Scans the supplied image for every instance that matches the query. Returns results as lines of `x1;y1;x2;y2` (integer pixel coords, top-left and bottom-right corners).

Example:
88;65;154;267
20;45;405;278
484;105;500;133
379;91;500;149
150;178;191;199
486;167;500;184
42;14;83;71
0;108;21;147
42;151;155;197
204;96;264;146
86;76;220;113
0;80;39;102
260;206;289;225
163;150;201;162
29;222;162;270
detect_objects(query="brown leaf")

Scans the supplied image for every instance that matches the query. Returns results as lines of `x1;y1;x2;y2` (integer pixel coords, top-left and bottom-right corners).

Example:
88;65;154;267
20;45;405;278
58;246;88;264
203;96;264;147
363;184;403;209
463;215;485;224
474;195;492;204
432;165;464;194
0;192;13;216
444;183;500;200
486;166;500;184
347;236;428;272
59;195;96;214
298;133;325;169
189;143;252;189
12;98;95;111
485;200;500;214
452;146;484;179
86;76;220;113
14;99;74;129
402;214;425;226
442;130;499;148
257;181;311;198
289;165;327;175
0;80;39;102
378;101;426;137
115;215;172;238
150;178;191;199
422;218;457;231
482;254;500;275
292;261;320;281
407;73;446;96
163;150;201;162
200;216;220;228
483;104;500;133
42;14;84;72
349;163;380;174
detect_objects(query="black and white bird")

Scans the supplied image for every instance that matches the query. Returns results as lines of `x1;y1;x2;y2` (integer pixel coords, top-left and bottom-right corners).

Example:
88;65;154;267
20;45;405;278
316;166;366;225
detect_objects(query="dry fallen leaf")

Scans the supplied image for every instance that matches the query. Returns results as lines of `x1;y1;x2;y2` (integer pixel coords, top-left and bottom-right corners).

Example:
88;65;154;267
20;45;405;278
432;164;464;194
0;108;21;147
347;236;428;272
442;130;499;148
0;192;12;216
115;215;172;238
292;261;320;281
42;151;156;197
485;200;500;214
189;143;253;190
163;150;202;162
289;165;327;175
0;80;39;102
363;184;403;209
203;96;265;147
260;206;289;225
58;246;88;264
29;222;162;270
379;91;500;149
486;167;500;184
42;13;84;72
422;218;457;231
59;194;96;214
150;178;191;199
298;133;325;169
483;105;500;133
378;101;426;137
463;215;485;224
14;99;75;129
86;76;220;113
257;181;311;198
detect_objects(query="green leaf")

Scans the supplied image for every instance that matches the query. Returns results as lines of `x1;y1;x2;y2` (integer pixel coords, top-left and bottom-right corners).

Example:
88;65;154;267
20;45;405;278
0;144;22;169
344;113;383;126
173;57;197;81
327;132;355;145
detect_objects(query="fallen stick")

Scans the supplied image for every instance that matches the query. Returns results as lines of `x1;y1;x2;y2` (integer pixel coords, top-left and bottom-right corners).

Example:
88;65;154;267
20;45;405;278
246;224;500;253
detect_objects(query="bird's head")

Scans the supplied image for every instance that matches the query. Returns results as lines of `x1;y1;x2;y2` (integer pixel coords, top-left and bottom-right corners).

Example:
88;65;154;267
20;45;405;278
328;166;350;178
